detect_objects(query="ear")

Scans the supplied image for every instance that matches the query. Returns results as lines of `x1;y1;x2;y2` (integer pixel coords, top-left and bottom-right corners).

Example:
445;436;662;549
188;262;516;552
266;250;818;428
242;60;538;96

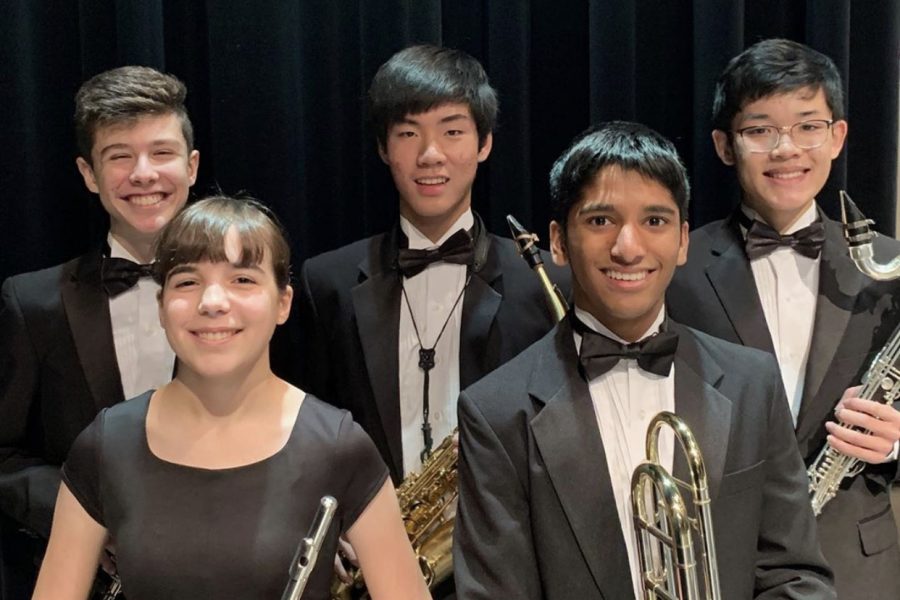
187;149;200;186
711;130;736;166
829;120;848;160
676;221;689;266
549;220;569;267
377;143;389;165
276;285;294;325
477;132;493;162
76;157;100;194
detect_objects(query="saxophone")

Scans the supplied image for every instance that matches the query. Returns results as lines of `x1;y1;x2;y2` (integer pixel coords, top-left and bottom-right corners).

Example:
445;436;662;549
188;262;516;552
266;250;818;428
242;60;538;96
506;215;569;321
807;191;900;515
330;431;457;599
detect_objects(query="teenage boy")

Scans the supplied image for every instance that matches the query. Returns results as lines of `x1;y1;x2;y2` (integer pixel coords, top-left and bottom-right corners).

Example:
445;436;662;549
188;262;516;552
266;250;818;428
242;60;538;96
0;66;199;596
296;44;568;483
453;121;834;599
667;39;900;600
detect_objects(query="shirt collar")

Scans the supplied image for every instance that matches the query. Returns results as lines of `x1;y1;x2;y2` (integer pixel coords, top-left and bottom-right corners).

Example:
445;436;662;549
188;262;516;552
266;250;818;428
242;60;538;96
573;304;666;344
400;209;475;250
107;233;141;262
740;201;818;237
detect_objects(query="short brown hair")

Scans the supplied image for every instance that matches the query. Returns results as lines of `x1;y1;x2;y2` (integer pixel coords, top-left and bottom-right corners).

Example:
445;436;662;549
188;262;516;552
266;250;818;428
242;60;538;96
75;65;194;163
153;196;291;291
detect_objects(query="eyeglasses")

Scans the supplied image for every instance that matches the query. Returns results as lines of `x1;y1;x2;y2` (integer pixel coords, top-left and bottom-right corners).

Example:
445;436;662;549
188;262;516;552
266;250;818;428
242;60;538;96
734;119;835;153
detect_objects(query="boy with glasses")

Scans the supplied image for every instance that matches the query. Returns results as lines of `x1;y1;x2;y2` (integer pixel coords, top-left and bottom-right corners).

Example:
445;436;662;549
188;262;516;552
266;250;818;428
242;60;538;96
668;38;900;599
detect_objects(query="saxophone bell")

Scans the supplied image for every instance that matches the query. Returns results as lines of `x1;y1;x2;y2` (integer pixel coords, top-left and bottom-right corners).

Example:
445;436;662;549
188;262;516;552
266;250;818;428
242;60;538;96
631;412;721;600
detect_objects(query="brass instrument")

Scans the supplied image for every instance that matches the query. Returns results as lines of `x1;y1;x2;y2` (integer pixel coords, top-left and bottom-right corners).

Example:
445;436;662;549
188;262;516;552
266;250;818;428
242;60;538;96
331;431;457;599
506;214;569;321
283;496;338;600
807;191;900;515
631;412;721;600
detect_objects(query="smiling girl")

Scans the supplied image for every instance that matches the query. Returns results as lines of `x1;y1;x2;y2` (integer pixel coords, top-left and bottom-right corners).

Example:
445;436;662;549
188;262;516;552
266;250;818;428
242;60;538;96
32;196;430;600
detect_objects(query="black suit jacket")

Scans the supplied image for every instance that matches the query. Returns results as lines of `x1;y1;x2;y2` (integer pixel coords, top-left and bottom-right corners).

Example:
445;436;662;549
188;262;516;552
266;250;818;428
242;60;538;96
0;248;124;538
453;319;835;599
286;217;569;482
667;211;900;600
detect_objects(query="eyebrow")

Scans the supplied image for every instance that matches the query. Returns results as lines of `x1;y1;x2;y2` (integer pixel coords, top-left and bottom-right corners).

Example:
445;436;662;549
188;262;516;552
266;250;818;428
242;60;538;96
98;139;184;157
577;202;677;216
739;108;824;123
166;263;266;279
399;113;472;126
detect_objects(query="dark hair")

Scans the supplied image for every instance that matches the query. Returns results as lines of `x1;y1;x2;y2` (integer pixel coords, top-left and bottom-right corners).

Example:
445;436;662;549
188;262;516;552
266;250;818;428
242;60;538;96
711;38;845;131
75;66;194;164
368;44;498;150
154;196;291;290
550;121;690;228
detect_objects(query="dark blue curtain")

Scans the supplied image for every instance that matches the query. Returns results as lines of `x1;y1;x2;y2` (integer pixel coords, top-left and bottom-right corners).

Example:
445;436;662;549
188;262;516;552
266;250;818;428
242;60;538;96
1;0;897;283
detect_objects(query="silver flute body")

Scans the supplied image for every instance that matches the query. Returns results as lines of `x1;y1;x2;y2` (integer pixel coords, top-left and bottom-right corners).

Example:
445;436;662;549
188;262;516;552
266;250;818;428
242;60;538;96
808;192;900;515
282;496;338;600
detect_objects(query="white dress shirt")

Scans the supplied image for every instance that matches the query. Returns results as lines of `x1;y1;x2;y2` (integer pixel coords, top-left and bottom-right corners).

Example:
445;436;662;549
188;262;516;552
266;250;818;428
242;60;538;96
398;210;473;476
107;235;175;399
742;203;819;423
574;305;674;600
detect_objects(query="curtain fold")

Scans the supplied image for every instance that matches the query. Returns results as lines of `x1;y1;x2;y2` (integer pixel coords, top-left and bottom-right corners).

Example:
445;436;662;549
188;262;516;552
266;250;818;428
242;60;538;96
2;0;897;282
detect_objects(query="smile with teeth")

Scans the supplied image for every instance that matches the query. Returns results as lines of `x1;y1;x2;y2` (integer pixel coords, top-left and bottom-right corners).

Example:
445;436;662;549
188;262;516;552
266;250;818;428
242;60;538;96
604;269;649;282
127;193;165;206
194;329;239;341
765;169;808;180
415;176;449;185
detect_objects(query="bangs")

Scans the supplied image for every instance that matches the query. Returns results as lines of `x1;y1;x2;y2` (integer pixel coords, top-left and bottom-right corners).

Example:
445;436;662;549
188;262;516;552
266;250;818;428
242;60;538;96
153;196;291;289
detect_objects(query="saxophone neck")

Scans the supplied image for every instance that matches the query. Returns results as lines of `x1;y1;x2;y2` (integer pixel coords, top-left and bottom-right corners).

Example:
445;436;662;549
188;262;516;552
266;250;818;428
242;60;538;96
839;190;900;281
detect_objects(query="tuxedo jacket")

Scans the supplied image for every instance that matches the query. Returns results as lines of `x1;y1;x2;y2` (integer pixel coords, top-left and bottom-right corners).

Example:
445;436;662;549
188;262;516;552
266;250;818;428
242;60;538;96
287;216;570;482
667;211;900;600
453;318;835;600
0;248;124;539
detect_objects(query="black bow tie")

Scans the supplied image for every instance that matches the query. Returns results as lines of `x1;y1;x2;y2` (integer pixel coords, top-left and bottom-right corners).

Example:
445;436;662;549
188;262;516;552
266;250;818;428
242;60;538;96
740;213;825;260
101;256;156;297
396;228;474;278
573;316;679;379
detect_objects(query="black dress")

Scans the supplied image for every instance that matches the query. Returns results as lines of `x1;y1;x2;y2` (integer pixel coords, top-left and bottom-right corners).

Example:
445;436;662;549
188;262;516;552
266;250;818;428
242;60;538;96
62;391;389;600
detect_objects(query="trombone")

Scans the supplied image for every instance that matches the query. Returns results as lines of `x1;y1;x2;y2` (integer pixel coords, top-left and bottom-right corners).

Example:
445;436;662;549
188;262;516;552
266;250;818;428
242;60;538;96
631;412;721;600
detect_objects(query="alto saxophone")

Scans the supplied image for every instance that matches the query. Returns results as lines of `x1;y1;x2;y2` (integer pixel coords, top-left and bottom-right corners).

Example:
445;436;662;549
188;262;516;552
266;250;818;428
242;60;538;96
807;191;900;515
331;431;457;599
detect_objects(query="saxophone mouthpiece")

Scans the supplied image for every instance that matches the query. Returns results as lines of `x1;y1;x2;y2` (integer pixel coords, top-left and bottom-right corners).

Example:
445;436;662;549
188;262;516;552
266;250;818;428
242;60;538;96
506;214;543;268
839;190;876;248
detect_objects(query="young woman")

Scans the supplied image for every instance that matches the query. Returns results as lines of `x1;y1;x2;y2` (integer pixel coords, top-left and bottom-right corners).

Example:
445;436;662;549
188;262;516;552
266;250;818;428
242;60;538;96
33;196;431;600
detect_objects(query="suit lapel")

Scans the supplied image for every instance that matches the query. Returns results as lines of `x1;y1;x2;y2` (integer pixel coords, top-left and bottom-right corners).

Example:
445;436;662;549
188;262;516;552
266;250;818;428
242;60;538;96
459;228;501;388
61;249;124;410
704;217;775;353
529;321;631;600
351;232;404;478
669;323;731;502
796;218;865;447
